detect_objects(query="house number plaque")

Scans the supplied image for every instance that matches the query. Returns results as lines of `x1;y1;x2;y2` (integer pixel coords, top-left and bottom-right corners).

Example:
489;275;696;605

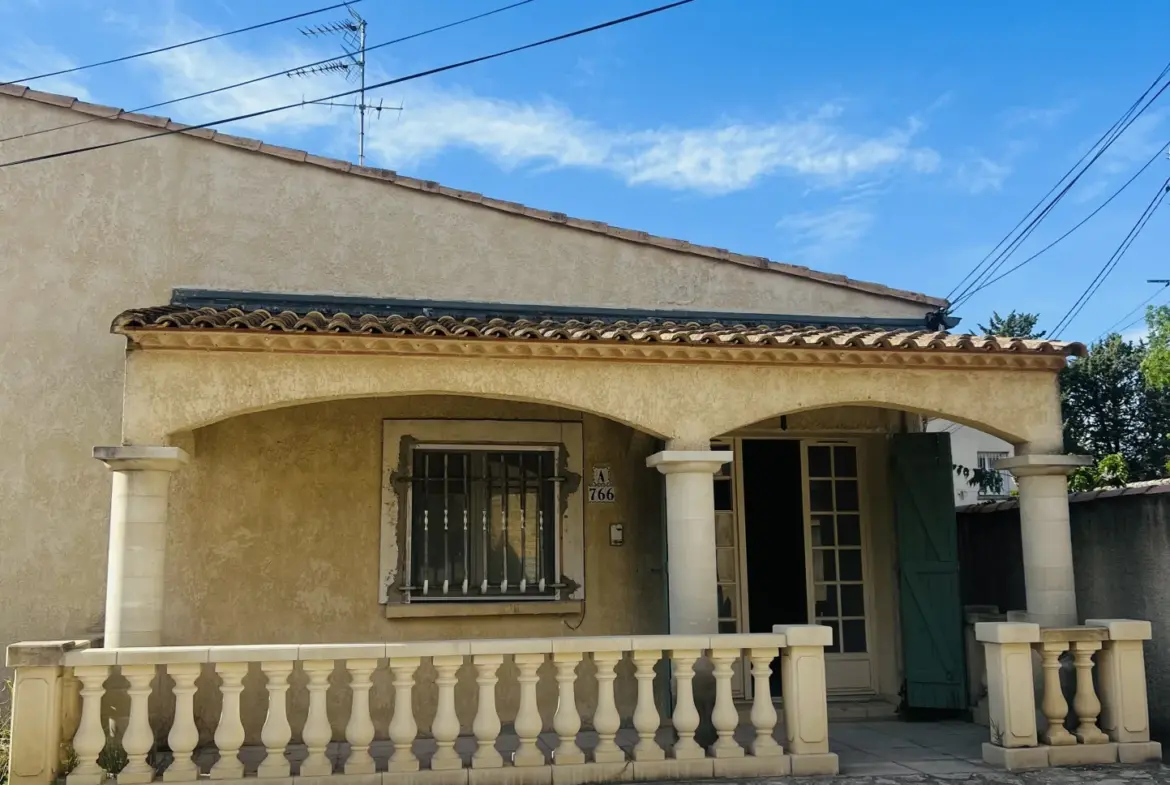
588;465;615;503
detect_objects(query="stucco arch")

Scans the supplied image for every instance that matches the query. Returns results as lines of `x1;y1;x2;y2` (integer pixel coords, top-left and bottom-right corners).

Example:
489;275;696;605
122;348;1065;454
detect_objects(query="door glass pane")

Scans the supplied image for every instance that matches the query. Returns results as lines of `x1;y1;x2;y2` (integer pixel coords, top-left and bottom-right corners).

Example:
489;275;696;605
809;514;835;546
835;480;860;511
808;446;832;477
812;549;836;582
833;446;858;476
840;583;865;617
839;549;863;581
716;548;737;582
809;480;834;512
837;515;861;546
715;512;735;547
814;583;838;617
842;620;867;653
714;478;732;511
822;620;841;653
717;584;738;619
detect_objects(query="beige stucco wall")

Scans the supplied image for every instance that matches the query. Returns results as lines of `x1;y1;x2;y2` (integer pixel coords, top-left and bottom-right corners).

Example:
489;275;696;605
162;395;666;741
0;95;939;660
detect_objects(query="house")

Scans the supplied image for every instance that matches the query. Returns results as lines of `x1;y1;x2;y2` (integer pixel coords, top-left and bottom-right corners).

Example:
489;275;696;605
924;421;1017;504
0;84;1160;784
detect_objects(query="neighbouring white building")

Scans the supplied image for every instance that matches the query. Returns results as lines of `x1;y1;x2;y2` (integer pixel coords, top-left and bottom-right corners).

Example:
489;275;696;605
925;420;1016;504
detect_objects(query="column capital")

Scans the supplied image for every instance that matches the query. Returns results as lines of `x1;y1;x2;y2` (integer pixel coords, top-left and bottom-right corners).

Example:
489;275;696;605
93;445;189;472
994;453;1091;477
646;450;732;475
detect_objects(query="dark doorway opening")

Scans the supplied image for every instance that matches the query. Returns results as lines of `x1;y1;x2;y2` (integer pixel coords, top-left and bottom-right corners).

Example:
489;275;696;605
743;439;808;695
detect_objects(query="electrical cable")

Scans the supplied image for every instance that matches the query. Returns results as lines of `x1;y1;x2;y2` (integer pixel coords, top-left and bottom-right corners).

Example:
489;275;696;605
1099;283;1170;341
1049;178;1170;338
956;139;1169;304
946;59;1170;304
1;0;365;87
0;0;694;170
953;77;1170;309
0;0;539;146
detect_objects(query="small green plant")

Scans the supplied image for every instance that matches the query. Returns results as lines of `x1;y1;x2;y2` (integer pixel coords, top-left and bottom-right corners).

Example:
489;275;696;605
97;720;127;777
989;720;1005;746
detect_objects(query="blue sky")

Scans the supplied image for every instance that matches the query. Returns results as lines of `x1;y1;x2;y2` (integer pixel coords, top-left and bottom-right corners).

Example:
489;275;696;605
2;0;1168;342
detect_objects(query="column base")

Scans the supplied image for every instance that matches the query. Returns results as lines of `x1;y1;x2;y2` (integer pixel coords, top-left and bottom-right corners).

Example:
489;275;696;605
982;743;1048;771
789;752;839;776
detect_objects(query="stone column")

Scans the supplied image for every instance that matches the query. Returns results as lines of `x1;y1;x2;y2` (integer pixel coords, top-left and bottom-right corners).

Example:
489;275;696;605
647;449;732;634
94;445;189;648
995;454;1090;628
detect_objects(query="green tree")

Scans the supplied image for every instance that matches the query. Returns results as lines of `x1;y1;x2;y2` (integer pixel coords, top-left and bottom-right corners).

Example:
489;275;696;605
978;310;1046;339
1140;304;1170;389
1068;453;1131;492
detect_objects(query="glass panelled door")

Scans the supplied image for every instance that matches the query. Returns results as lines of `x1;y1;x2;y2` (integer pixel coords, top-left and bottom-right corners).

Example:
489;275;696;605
711;442;745;696
805;441;875;693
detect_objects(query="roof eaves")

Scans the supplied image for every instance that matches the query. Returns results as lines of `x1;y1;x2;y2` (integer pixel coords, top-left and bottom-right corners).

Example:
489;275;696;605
0;84;950;309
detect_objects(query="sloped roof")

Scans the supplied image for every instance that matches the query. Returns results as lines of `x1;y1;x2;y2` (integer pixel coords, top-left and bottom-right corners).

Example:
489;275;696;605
113;304;1086;356
0;83;949;308
958;478;1170;513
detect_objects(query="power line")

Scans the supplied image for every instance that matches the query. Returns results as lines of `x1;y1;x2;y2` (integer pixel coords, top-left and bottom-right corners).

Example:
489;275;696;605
0;0;695;171
0;0;365;87
946;59;1170;305
956;138;1169;302
952;76;1170;310
1049;177;1170;338
1098;281;1170;340
0;0;538;147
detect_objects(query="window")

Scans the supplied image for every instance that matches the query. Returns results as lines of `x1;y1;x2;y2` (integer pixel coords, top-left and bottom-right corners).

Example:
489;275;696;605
404;446;560;601
976;451;1011;498
807;443;868;654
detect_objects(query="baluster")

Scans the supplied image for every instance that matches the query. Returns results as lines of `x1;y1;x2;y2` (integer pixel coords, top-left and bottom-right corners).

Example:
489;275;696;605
119;665;158;784
387;658;421;773
431;655;463;770
512;653;546;767
1072;641;1108;744
670;649;703;760
257;662;293;778
1037;643;1075;746
710;647;744;758
67;665;109;785
209;663;247;780
345;659;378;774
592;651;625;764
472;655;504;768
631;649;664;762
301;660;334;777
163;665;200;782
552;652;585;765
748;648;783;756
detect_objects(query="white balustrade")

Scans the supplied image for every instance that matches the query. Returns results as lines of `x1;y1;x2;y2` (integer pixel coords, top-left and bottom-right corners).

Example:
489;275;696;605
9;631;857;785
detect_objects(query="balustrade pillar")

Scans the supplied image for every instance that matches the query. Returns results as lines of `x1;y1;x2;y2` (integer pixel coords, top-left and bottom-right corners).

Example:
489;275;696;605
471;655;504;769
512;653;546;767
118;665;157;784
300;660;334;777
709;648;742;758
670;648;703;760
1071;640;1108;744
775;625;838;775
592;650;624;764
209;663;247;780
344;659;377;775
1088;619;1163;763
387;657;420;773
5;663;65;785
67;666;109;785
975;622;1050;770
1037;643;1074;746
257;662;293;778
430;654;463;771
94;446;188;648
631;649;664;762
163;664;199;782
552;652;585;765
748;646;783;757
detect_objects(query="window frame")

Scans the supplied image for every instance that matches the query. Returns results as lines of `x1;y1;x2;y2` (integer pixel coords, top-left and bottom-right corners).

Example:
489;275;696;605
379;420;585;609
404;442;562;603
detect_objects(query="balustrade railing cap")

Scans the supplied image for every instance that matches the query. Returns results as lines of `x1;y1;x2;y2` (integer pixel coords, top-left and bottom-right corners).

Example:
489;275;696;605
1087;618;1154;641
975;621;1040;644
6;639;91;668
1039;627;1108;644
772;623;833;647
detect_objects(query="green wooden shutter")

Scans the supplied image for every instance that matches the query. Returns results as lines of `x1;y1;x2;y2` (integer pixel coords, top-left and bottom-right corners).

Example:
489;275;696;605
890;432;966;710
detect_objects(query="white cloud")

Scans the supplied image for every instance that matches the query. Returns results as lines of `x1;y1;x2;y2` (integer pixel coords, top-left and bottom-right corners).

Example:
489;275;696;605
126;18;941;195
955;156;1012;194
1001;102;1074;128
1099;108;1168;174
776;205;874;261
0;41;93;101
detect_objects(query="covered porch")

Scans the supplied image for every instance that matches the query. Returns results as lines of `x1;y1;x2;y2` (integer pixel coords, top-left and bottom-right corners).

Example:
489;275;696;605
4;294;1161;783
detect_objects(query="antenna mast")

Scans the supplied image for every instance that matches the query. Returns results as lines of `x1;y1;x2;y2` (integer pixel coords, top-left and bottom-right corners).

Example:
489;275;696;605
290;4;402;166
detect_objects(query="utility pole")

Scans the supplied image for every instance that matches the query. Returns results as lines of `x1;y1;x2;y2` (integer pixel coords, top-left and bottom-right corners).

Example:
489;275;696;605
290;4;402;166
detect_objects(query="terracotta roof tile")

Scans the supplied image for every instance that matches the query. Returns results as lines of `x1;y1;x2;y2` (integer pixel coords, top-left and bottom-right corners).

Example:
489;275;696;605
112;305;1085;357
0;85;952;309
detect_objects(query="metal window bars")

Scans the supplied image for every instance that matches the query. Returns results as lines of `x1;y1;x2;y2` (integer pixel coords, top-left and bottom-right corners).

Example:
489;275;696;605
402;447;563;601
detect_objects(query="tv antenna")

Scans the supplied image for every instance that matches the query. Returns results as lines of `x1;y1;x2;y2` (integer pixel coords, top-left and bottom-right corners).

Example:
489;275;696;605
290;4;402;166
